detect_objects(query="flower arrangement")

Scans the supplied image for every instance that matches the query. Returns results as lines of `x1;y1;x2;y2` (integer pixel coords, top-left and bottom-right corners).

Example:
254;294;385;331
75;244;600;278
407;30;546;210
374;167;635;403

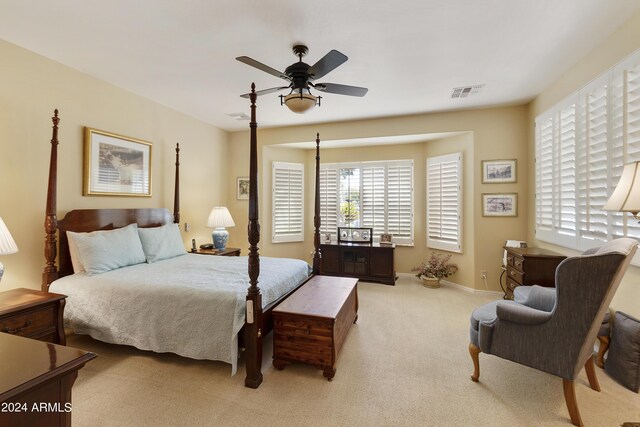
412;252;458;280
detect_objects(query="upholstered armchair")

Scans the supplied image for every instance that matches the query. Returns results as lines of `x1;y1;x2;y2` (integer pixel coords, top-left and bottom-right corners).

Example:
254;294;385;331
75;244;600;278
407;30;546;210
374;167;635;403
469;238;637;426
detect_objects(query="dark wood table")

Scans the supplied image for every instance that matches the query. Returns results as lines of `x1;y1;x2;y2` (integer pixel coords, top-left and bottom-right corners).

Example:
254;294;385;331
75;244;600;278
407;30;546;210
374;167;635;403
0;333;96;426
191;247;241;257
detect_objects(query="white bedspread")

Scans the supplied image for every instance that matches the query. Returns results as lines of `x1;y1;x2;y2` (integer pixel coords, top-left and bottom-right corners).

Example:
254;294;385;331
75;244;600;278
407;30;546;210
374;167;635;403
49;254;310;374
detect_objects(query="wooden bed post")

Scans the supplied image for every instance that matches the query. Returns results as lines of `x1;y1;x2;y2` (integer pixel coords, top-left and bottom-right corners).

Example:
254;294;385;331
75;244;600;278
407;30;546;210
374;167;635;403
174;143;180;224
312;133;322;275
42;109;60;291
245;83;264;389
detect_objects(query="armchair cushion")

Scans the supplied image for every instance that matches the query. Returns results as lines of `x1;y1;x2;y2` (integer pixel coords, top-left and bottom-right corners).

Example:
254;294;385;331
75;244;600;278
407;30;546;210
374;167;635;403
496;302;553;325
605;311;640;392
513;285;556;312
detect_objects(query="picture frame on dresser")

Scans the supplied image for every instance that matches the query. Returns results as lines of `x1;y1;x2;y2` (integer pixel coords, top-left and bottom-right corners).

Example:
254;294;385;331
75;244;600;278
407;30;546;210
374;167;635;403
83;127;152;197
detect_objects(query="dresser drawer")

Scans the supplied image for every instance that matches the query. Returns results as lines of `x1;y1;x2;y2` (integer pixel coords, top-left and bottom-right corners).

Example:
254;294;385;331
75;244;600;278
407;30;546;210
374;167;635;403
0;305;56;338
507;266;523;285
512;256;524;272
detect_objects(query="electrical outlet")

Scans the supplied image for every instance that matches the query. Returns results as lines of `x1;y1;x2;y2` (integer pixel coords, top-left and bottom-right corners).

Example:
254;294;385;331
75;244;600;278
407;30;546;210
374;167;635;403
480;270;487;280
184;222;191;232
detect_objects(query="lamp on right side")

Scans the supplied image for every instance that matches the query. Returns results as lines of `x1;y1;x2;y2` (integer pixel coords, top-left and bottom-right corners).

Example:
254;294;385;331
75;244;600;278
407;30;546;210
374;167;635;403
603;161;640;219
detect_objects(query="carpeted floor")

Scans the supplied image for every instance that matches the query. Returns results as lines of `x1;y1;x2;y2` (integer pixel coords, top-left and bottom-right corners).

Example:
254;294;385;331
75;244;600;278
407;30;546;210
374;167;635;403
67;277;640;426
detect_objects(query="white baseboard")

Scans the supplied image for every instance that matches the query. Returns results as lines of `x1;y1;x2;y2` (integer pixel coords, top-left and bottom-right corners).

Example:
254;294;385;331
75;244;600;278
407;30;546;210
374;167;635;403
396;273;503;297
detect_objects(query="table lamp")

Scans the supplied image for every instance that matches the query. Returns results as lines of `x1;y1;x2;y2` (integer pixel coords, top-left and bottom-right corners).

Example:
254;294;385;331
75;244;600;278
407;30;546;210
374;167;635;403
207;207;235;250
603;161;640;219
0;216;19;283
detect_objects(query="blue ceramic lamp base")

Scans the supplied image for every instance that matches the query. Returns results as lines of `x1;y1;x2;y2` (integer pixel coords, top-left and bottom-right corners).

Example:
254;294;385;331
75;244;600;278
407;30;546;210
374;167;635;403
212;228;229;250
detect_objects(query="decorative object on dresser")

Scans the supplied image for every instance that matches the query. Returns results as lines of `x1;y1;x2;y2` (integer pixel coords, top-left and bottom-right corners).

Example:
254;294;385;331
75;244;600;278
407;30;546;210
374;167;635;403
0;217;19;283
0;333;95;427
412;252;458;289
237;177;250;200
320;242;396;285
481;159;517;183
0;288;66;345
83;127;152;197
272;275;358;380
206;207;235;250
193;247;241;257
338;227;372;243
482;193;517;217
503;246;566;300
379;233;393;245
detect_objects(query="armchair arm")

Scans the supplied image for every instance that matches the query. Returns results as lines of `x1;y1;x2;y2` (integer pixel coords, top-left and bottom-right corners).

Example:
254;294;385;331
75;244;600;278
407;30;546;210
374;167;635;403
496;301;553;325
521;285;556;312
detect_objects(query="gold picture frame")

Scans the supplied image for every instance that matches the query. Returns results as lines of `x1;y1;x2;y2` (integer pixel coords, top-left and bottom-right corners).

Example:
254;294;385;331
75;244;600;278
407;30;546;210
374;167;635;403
237;177;250;200
83;127;152;197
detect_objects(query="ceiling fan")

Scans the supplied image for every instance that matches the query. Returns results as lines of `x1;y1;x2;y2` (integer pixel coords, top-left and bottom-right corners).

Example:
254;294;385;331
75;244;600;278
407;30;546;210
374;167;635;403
236;44;368;113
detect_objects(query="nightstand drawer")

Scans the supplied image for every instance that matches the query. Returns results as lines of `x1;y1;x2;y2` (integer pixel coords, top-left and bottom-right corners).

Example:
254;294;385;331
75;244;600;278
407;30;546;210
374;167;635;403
0;305;55;338
512;256;524;272
507;266;523;285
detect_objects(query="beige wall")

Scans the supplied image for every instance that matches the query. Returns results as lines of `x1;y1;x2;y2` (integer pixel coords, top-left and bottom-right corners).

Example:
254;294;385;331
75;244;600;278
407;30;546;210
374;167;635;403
228;105;529;291
0;39;229;291
528;10;640;317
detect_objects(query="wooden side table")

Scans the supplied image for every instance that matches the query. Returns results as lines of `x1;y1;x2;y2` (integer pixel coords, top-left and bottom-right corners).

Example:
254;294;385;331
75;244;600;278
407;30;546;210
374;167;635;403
192;247;241;257
0;288;67;345
0;333;96;427
504;247;566;300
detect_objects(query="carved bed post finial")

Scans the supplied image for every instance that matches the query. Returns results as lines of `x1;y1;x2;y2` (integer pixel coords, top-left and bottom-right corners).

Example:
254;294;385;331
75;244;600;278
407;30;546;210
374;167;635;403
174;142;180;224
312;133;322;275
43;109;60;290
245;82;264;389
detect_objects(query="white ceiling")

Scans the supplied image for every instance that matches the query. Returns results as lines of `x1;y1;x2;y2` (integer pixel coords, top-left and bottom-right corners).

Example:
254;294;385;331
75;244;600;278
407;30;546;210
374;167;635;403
0;0;638;132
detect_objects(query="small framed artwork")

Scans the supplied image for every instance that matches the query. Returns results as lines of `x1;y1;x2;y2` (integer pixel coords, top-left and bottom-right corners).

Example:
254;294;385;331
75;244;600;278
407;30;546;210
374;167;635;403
324;233;332;243
338;227;373;243
83;127;152;197
482;159;517;183
482;193;518;217
237;177;250;200
380;233;393;245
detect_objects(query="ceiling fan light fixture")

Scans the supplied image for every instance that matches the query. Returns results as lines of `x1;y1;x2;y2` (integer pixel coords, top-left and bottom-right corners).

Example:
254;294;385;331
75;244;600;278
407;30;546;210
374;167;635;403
281;88;320;114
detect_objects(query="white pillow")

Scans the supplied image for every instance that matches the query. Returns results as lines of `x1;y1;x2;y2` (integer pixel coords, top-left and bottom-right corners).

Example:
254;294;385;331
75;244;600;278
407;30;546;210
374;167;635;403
66;231;86;274
71;223;146;275
137;223;187;263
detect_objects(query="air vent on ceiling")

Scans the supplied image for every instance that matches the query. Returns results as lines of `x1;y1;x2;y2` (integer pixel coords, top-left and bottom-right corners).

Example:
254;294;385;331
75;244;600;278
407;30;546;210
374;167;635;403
451;84;484;99
227;112;250;120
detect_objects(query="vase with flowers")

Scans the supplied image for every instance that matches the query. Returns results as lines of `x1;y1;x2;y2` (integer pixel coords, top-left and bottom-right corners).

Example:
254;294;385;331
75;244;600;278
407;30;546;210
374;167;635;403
412;252;458;288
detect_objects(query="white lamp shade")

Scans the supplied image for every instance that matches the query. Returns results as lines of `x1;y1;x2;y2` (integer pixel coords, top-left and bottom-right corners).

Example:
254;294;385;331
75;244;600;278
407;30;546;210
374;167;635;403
284;89;317;114
0;217;18;255
603;162;640;213
207;207;235;228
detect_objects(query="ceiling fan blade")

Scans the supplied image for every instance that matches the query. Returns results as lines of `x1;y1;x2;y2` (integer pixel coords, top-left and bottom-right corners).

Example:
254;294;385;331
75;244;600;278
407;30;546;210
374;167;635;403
236;56;290;81
308;50;348;80
240;86;291;98
314;83;368;97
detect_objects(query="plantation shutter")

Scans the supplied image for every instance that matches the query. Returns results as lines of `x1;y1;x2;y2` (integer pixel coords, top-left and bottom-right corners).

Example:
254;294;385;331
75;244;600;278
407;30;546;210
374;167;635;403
319;166;338;237
426;153;462;253
557;104;577;236
536;115;554;232
272;161;304;243
361;165;386;237
386;161;413;245
626;64;640;239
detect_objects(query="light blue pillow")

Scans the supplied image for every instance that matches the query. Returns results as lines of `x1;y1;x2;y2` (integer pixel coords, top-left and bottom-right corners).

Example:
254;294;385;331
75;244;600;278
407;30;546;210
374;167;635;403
72;223;146;275
137;223;187;263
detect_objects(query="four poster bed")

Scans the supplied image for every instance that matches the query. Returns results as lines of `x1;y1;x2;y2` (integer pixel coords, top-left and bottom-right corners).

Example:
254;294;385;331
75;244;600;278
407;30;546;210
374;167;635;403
41;84;323;388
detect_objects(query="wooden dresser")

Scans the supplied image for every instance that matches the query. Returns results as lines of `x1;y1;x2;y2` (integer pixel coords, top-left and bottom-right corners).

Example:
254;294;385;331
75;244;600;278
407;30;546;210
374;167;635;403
0;288;66;345
320;243;396;285
0;333;95;427
272;275;358;380
504;247;566;300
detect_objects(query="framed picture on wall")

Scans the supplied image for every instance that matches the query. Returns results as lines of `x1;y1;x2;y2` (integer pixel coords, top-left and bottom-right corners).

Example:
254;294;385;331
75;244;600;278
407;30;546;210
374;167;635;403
83;127;152;197
482;193;517;217
482;159;517;183
237;177;250;200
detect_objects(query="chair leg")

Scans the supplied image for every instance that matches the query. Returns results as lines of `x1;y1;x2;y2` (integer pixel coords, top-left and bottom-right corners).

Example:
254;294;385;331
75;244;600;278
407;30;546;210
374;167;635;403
562;379;584;427
584;357;600;392
595;335;609;368
469;343;480;382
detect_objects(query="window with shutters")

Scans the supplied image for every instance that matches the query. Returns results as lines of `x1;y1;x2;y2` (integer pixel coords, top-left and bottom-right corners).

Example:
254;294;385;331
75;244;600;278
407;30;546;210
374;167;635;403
319;160;414;245
535;48;640;254
426;153;462;253
272;161;304;243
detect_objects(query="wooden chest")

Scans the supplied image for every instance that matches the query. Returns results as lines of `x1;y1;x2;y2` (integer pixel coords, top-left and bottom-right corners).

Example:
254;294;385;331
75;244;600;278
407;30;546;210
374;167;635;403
504;247;566;300
272;275;358;380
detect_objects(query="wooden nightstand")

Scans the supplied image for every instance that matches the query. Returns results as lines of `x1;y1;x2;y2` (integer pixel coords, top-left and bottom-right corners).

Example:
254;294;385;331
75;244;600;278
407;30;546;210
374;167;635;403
192;247;241;257
0;288;66;345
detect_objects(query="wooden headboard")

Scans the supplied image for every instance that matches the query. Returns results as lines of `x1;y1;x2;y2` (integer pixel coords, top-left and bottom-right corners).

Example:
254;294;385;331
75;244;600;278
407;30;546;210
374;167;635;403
55;208;173;280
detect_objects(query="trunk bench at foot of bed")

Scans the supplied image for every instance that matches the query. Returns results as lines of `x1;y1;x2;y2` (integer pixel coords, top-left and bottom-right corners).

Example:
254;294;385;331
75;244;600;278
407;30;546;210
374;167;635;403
272;275;358;380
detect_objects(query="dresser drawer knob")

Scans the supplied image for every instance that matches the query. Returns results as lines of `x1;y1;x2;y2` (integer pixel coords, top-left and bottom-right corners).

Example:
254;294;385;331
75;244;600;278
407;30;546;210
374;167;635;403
510;271;516;276
2;319;32;334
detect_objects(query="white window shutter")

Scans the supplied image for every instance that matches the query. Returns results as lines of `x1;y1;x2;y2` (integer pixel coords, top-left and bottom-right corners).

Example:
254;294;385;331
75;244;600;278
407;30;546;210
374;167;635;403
361;165;386;237
386;161;413;245
426;153;462;253
272;161;304;243
319;167;338;237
